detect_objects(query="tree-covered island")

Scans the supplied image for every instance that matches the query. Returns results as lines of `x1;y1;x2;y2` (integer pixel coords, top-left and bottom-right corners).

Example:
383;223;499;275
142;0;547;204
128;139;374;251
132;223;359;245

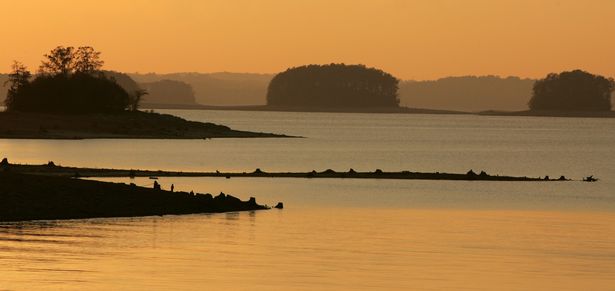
1;46;287;139
267;64;400;109
529;70;614;112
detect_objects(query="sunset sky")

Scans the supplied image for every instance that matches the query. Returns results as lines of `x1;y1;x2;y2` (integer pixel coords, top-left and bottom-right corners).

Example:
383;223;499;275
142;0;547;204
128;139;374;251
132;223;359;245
1;0;614;80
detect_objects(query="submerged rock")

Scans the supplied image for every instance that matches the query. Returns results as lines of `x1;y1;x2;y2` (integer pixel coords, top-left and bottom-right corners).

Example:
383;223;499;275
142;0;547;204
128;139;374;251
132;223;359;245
583;175;597;182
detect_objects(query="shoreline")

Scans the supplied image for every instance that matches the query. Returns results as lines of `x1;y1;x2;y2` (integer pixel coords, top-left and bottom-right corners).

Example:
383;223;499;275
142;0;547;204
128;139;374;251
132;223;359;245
141;104;615;118
0;172;269;222
477;110;615;118
141;103;469;115
4;162;575;182
0;110;293;139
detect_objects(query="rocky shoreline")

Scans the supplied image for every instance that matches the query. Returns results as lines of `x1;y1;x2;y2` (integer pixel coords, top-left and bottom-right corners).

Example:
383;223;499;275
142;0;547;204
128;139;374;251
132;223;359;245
0;172;269;222
3;161;574;182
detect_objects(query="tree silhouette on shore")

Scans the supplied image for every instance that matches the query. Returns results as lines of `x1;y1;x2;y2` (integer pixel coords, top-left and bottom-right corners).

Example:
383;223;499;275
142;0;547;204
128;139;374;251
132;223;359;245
529;70;614;111
267;64;399;108
3;61;31;110
4;46;139;114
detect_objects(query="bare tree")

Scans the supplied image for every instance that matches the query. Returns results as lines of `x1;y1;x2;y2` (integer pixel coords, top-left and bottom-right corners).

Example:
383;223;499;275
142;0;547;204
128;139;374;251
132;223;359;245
74;46;104;74
38;46;104;75
130;89;148;111
38;46;75;75
4;61;32;109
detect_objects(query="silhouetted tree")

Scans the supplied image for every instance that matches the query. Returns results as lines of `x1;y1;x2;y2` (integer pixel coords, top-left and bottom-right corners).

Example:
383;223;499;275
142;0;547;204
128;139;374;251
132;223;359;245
4;61;32;110
130;89;148;111
529;70;614;111
267;64;399;108
38;46;104;75
104;71;141;93
38;46;76;75
103;70;145;111
73;46;104;74
5;46;135;113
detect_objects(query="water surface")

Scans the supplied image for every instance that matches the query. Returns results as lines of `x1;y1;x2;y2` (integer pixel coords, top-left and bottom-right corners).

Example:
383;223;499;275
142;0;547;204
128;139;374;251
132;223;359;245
1;110;614;290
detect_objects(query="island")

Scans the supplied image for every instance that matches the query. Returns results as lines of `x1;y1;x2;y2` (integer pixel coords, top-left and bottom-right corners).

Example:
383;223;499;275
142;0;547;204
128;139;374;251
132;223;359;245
528;70;613;112
2;46;288;139
266;64;400;111
133;68;614;118
477;70;615;118
0;110;288;139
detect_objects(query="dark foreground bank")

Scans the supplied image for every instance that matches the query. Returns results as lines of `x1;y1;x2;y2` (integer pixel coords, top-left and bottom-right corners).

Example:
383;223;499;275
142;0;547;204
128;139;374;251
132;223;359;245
0;111;289;139
5;162;574;182
0;172;268;222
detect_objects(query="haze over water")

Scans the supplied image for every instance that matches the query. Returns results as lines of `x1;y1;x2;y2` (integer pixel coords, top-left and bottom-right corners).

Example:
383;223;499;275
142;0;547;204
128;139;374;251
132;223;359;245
1;111;614;290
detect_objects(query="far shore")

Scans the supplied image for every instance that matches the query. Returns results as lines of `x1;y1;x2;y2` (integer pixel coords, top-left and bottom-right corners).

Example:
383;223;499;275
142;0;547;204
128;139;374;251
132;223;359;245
4;162;578;182
477;110;615;118
141;103;468;115
140;103;615;118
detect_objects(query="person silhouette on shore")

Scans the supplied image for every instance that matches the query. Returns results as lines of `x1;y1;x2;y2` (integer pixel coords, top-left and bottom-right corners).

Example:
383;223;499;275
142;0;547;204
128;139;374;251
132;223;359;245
171;184;174;192
153;181;160;190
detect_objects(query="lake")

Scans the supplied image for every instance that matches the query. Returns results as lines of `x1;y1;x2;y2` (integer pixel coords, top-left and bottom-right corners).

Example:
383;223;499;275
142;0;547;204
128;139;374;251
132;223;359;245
1;110;614;290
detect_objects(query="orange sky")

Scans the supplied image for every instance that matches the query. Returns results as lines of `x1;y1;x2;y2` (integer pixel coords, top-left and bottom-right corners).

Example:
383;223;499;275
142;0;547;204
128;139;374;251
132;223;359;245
1;0;614;80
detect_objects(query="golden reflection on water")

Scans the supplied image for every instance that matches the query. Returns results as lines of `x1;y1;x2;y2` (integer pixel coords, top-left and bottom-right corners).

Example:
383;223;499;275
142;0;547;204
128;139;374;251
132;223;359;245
1;209;614;290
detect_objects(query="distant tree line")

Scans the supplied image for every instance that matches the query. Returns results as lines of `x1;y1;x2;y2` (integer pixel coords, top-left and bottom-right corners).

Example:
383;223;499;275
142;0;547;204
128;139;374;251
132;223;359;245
3;46;144;114
398;76;535;112
6;49;611;113
130;72;272;106
267;64;399;108
140;79;197;105
529;70;614;111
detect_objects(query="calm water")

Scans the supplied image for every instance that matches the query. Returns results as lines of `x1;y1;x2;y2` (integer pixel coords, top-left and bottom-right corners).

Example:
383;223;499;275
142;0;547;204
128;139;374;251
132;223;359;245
1;110;615;290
